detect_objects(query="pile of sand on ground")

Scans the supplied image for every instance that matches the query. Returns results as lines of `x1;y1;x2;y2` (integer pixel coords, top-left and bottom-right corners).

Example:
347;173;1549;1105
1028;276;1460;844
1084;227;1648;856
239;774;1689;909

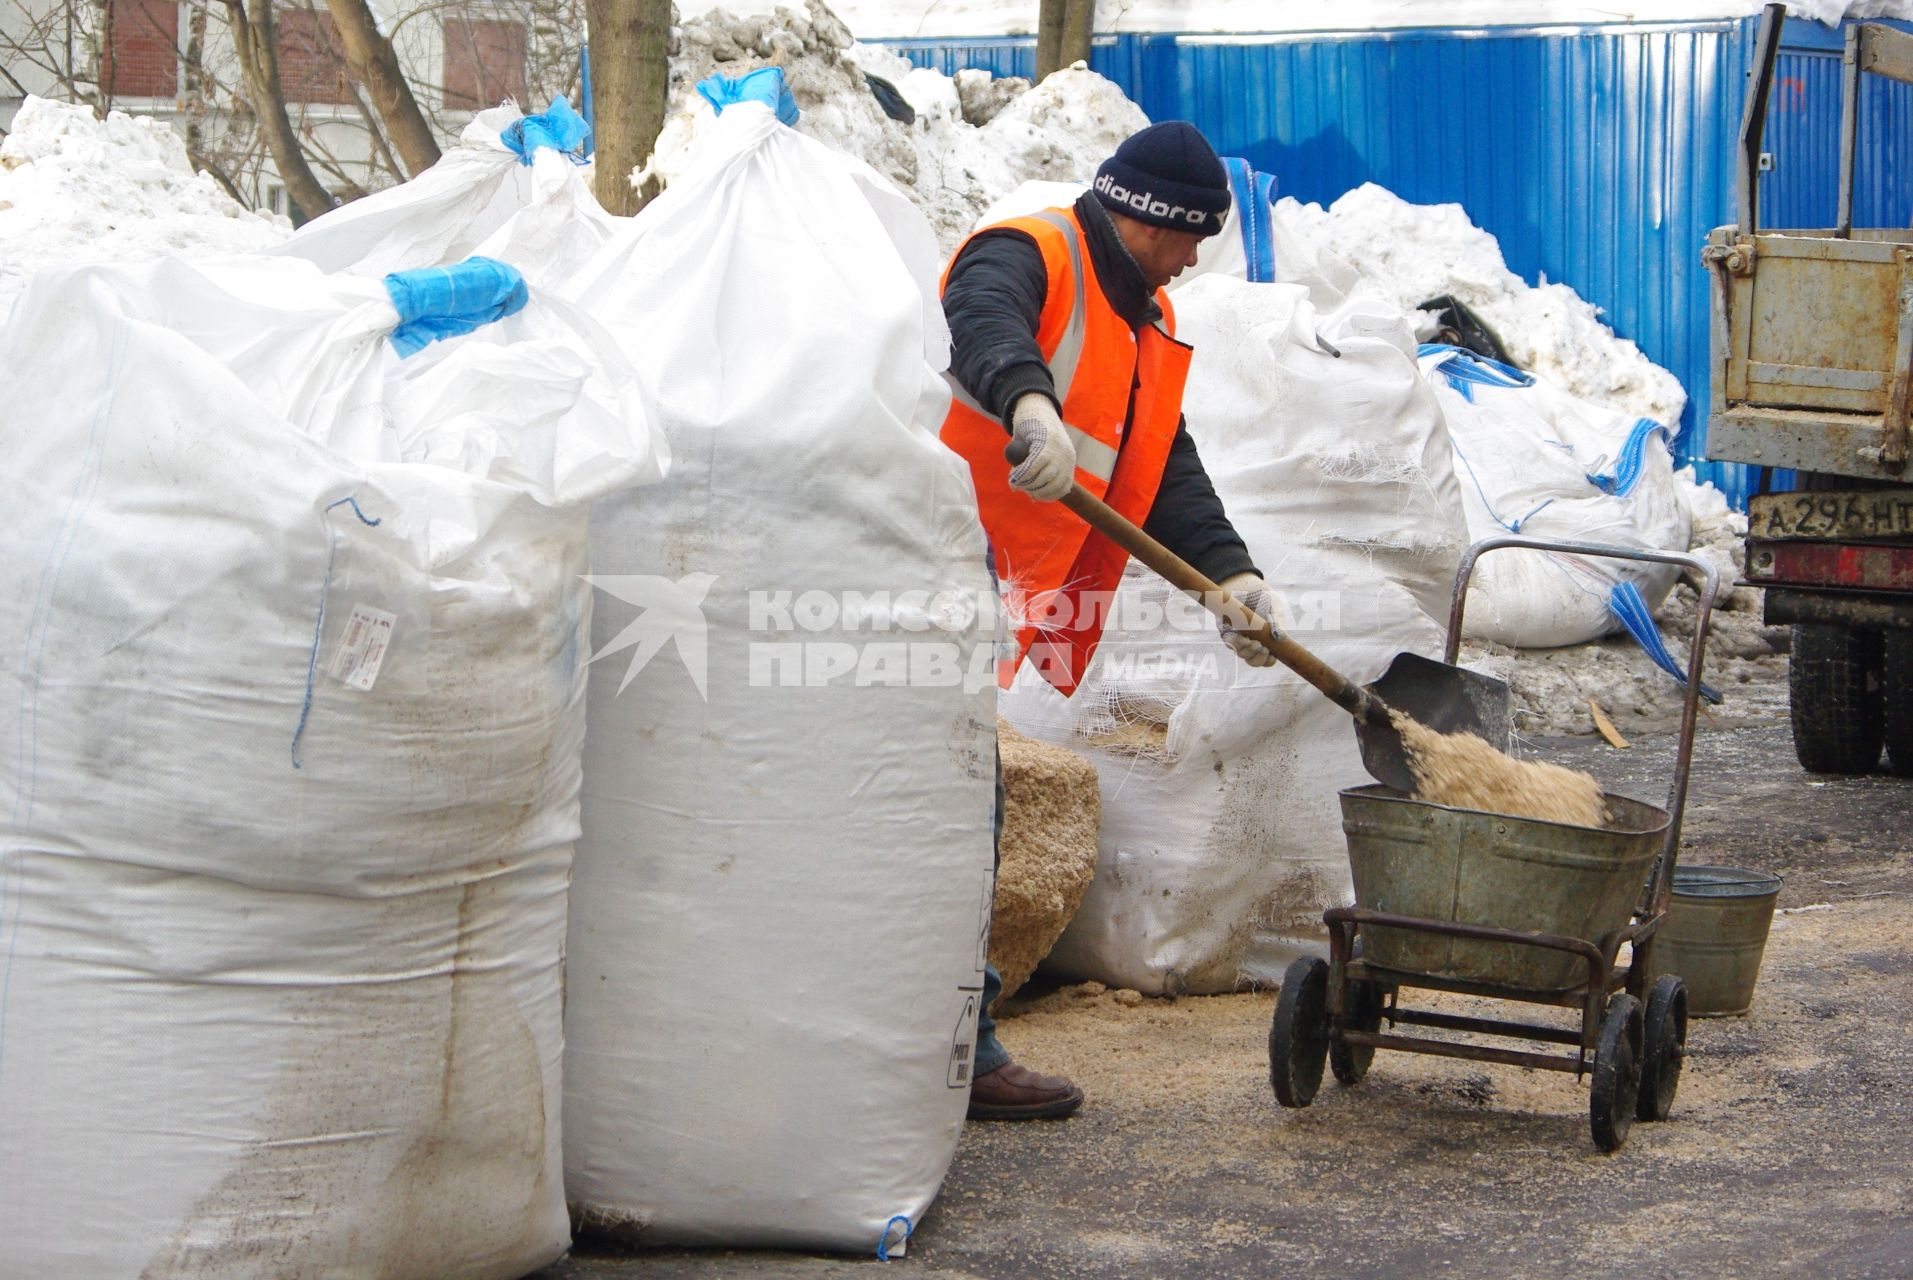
1393;711;1608;827
992;719;1100;1000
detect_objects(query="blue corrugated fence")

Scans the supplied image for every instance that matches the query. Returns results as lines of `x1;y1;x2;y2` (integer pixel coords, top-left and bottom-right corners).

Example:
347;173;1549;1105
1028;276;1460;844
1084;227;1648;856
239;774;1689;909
881;17;1913;508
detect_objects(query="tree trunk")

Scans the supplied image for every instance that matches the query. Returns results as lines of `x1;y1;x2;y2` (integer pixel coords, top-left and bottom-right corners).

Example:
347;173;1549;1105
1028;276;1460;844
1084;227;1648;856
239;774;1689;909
585;0;671;216
181;2;221;192
225;0;336;223
1036;0;1065;80
323;0;440;178
1060;0;1094;72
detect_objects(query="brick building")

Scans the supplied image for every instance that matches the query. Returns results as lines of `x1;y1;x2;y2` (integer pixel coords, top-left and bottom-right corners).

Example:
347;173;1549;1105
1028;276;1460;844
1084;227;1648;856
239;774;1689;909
2;1;564;217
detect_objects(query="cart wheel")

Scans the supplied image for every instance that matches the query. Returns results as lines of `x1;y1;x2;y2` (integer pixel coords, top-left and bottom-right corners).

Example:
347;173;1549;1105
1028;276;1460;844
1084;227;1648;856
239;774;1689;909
1637;975;1688;1122
1269;956;1330;1108
1590;992;1643;1153
1330;978;1386;1085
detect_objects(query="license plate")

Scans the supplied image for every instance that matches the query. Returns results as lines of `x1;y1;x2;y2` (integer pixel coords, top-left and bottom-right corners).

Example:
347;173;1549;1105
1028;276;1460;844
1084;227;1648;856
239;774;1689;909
1748;488;1913;541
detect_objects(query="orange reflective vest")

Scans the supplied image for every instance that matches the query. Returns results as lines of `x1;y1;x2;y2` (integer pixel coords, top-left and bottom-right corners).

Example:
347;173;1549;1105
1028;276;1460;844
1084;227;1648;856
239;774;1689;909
940;206;1194;696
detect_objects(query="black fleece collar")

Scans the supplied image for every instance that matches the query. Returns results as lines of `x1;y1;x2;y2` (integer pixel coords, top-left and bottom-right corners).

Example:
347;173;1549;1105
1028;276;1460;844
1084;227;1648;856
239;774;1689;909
1073;191;1163;330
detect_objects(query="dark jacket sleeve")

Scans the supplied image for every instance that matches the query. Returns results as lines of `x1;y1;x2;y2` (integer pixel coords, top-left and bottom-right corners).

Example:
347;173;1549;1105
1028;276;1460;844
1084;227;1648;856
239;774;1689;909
1143;418;1260;584
942;229;1059;427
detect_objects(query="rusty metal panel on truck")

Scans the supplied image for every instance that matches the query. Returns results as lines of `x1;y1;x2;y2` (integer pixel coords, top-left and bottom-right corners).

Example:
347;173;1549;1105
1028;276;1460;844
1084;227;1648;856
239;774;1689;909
1706;18;1913;481
1706;227;1913;477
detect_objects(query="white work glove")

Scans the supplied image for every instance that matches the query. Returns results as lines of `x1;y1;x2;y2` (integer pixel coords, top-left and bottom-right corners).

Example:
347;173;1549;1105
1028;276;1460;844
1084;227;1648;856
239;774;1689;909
1006;393;1077;502
1216;572;1279;668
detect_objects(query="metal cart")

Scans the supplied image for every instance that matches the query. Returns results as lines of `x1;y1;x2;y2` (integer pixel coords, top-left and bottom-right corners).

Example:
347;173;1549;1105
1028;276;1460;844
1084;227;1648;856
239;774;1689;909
1268;535;1721;1152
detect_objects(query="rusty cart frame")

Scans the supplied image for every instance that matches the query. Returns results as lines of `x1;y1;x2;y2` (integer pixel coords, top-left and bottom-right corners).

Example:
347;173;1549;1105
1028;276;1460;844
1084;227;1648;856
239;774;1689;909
1269;536;1721;1152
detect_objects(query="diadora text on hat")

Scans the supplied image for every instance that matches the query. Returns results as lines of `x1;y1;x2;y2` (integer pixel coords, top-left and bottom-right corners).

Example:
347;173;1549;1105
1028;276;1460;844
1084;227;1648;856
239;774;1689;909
1092;171;1214;229
1090;121;1230;238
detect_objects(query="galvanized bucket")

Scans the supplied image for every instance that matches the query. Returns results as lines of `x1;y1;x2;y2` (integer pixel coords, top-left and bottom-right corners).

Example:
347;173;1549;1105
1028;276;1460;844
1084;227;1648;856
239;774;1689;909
1644;865;1782;1016
1339;785;1670;990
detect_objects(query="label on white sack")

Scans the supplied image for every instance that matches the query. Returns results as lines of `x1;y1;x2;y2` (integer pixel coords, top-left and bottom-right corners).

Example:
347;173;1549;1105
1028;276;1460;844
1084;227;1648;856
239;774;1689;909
947;994;979;1088
327;603;397;691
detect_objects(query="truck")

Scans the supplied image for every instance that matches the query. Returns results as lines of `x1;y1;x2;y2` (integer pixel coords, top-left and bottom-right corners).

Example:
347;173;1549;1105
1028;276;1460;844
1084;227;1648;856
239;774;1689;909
1704;4;1913;775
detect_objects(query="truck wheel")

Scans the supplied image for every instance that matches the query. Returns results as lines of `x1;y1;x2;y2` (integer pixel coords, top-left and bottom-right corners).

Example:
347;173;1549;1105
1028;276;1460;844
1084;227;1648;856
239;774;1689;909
1884;630;1913;777
1789;624;1884;774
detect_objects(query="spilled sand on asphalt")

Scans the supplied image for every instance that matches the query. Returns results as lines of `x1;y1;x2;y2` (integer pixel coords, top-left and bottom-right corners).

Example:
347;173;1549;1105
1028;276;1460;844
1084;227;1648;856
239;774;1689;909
973;894;1907;1172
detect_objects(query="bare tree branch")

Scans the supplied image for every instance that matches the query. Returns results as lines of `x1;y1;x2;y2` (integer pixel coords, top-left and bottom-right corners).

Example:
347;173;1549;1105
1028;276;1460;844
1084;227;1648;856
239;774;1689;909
324;0;440;176
223;0;336;221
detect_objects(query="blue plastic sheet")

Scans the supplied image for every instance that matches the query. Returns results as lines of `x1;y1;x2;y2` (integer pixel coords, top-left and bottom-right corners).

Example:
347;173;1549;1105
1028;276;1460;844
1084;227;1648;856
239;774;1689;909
501;94;592;164
383;256;529;357
696;66;800;126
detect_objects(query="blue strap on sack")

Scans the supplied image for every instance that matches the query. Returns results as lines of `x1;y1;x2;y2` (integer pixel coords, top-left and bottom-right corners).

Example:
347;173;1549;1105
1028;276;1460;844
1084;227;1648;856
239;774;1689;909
1586;417;1674;497
1425;344;1554;529
1608;580;1723;703
875;1214;913;1261
697;66;800;126
1418;343;1535;402
383;256;529;357
1450;440;1555;533
501;94;591;164
1222;157;1278;282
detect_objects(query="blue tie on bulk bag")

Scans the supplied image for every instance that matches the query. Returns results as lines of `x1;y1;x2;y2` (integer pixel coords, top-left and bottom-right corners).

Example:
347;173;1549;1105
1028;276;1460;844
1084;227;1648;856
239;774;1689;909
697;66;801;126
501;94;592;164
383;256;529;357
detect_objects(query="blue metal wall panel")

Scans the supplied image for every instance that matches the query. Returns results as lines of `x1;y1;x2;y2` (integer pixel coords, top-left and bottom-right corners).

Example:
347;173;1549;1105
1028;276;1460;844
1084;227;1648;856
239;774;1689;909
1760;26;1913;232
881;18;1913;507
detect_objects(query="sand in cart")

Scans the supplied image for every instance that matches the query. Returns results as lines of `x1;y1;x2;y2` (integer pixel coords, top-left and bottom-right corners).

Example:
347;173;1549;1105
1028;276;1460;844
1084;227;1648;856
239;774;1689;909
1391;710;1608;828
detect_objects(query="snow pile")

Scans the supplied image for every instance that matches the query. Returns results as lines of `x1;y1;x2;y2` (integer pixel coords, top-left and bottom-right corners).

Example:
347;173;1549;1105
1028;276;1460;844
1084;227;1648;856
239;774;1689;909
1281;184;1686;427
0;97;287;315
645;1;1144;251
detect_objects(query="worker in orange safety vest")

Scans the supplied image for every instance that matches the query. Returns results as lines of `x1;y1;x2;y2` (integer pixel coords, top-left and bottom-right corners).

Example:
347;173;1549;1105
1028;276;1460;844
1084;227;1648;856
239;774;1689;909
941;121;1278;1122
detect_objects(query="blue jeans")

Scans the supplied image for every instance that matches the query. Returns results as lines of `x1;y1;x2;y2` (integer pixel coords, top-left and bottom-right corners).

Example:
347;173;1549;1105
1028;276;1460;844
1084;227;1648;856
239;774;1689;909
974;745;1012;1078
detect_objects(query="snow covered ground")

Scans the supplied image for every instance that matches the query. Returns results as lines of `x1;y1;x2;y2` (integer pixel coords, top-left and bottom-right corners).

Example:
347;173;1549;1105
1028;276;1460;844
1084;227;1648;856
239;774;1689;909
0;98;288;319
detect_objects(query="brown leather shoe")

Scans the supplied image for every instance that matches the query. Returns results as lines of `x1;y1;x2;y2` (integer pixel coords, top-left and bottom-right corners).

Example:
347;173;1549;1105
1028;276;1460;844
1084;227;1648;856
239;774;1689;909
966;1060;1085;1121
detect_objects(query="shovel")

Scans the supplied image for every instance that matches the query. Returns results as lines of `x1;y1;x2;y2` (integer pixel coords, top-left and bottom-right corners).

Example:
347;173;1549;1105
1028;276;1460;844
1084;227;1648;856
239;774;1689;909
1016;467;1511;792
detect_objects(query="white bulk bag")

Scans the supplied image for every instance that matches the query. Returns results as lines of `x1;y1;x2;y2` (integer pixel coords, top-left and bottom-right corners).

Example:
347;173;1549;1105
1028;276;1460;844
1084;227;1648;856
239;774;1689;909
0;254;662;1279
275;99;613;286
559;103;996;1255
1003;278;1464;993
1418;345;1691;648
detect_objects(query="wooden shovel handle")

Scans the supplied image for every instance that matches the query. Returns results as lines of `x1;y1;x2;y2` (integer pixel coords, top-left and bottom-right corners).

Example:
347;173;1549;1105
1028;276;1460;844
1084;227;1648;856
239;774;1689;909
1004;435;1385;723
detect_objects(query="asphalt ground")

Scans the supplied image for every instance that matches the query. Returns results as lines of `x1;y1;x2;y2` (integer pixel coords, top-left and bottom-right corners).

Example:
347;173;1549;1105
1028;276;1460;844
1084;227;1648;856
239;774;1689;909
537;708;1913;1279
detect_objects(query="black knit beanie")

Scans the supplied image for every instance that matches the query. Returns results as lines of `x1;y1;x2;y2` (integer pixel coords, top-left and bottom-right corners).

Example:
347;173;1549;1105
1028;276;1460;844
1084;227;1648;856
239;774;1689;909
1091;121;1230;238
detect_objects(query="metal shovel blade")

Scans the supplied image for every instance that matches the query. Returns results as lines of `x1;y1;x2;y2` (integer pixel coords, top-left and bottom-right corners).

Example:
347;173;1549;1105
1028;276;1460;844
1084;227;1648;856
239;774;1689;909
1356;652;1514;793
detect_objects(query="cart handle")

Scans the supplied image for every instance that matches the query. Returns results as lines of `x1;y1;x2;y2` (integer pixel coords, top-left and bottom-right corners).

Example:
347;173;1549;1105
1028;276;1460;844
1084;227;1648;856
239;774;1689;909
1441;535;1721;923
